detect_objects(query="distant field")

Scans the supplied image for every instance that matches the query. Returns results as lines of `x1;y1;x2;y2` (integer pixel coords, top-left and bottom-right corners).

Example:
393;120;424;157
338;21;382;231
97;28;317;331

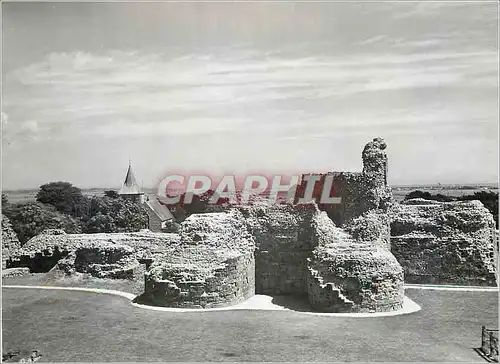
2;189;107;204
391;185;498;202
2;188;157;204
3;185;498;204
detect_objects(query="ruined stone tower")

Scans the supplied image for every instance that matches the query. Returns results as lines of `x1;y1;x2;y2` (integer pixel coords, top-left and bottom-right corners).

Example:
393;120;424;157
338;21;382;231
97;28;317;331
362;137;388;187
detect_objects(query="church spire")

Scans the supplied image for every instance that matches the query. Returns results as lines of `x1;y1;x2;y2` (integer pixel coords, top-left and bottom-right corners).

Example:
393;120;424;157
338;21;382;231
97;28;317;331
119;162;142;195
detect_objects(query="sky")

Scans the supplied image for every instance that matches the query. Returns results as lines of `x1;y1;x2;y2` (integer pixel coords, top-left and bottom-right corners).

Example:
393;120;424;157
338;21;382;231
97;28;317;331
2;1;499;190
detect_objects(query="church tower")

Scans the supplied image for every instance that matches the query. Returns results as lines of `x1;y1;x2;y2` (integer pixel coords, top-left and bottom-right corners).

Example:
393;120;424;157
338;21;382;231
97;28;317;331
118;162;145;204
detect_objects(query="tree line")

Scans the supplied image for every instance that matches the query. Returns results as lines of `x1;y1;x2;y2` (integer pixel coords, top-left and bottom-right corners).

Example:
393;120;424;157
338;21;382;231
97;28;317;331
2;182;148;245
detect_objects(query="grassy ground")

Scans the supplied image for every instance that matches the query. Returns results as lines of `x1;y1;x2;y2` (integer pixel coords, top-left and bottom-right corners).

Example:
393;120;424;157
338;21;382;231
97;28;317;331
2;272;145;295
1;286;497;362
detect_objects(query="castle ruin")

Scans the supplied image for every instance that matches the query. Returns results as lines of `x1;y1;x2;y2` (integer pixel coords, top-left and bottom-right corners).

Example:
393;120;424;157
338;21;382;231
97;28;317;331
5;138;498;313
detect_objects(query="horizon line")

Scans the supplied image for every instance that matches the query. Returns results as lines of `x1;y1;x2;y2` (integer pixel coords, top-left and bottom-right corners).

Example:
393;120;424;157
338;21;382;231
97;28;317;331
2;182;499;193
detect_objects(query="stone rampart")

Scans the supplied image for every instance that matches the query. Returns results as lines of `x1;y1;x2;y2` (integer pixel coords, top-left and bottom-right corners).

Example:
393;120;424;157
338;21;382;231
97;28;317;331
390;199;498;286
306;211;404;312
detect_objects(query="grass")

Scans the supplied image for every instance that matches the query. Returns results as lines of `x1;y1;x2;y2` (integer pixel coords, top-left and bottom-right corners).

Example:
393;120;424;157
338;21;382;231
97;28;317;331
2;271;145;295
1;286;497;362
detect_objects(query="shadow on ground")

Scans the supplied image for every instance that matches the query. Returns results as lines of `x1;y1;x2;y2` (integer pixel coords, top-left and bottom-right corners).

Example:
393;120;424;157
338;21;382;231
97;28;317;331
473;348;499;363
270;295;312;312
132;293;315;312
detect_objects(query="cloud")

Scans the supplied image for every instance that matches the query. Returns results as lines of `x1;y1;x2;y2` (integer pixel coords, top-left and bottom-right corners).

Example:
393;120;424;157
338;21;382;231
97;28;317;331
3;47;497;146
392;2;475;19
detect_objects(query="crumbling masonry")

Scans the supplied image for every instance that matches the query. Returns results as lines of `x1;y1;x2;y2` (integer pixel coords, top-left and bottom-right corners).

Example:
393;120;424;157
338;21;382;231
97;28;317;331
132;137;405;312
6;138;498;312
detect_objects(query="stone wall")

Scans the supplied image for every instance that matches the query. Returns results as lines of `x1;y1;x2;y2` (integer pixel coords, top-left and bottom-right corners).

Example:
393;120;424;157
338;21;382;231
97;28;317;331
296;172;393;227
4;137;409;313
139;210;256;308
6;229;179;277
143;251;255;308
297;138;393;227
345;210;391;250
306;210;404;312
2;214;21;269
60;242;139;279
239;203;317;295
390;199;498;286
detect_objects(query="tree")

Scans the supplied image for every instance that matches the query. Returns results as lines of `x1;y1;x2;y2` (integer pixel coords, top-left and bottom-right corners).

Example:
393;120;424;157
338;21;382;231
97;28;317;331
3;202;81;244
175;190;231;216
84;212;116;233
104;190;120;199
81;196;148;233
36;182;88;217
404;190;454;202
2;193;8;207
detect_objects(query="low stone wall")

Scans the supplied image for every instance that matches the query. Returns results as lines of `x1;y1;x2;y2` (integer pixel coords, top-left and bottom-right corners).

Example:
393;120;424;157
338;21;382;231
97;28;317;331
7;246;69;273
6;229;179;279
390;199;498;286
59;243;140;279
2;267;31;278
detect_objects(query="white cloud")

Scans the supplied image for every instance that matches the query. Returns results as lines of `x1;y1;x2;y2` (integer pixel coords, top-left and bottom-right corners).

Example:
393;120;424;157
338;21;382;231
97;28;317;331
3;48;496;143
2;41;498;189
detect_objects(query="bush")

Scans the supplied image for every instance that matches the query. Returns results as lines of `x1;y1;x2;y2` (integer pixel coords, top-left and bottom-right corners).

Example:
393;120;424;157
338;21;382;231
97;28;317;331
3;202;81;244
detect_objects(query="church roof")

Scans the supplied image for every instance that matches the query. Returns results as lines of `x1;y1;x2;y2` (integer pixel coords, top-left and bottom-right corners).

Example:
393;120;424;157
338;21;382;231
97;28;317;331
119;164;143;195
145;198;174;221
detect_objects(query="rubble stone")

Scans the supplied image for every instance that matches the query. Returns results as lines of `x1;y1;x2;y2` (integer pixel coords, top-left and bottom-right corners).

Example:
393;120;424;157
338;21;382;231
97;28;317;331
2;267;31;278
2;214;21;269
6;230;179;278
307;211;404;312
6;137;495;312
390;199;498;286
141;210;256;308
